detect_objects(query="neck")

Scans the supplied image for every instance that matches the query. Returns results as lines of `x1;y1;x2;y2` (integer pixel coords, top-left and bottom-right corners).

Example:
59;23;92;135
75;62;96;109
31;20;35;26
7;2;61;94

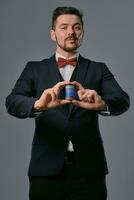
56;48;77;59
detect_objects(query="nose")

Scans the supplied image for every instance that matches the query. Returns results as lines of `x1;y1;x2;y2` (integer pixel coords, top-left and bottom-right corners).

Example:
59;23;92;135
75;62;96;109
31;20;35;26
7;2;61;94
67;26;75;35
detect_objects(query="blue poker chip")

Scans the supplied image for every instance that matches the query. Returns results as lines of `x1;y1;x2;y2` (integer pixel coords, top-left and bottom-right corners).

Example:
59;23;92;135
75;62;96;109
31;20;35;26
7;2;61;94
65;85;75;100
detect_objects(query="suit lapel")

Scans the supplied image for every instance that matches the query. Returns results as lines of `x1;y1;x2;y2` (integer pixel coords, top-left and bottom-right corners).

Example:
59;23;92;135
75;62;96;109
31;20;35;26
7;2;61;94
46;54;68;114
46;54;61;86
75;55;89;84
68;55;89;117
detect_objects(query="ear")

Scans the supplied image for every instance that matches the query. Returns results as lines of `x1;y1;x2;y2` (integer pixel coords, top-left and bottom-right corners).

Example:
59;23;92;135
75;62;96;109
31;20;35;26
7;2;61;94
50;29;56;41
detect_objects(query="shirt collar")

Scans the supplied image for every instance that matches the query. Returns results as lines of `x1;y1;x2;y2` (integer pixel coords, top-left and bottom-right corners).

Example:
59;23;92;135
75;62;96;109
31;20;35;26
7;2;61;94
55;52;78;61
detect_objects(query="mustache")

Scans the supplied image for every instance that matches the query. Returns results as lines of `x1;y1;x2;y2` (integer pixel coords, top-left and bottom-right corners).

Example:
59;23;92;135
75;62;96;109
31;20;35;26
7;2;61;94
65;35;77;41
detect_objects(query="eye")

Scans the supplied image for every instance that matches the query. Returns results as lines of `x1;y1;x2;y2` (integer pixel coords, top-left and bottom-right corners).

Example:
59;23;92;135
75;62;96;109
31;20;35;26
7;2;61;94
61;26;67;30
74;26;81;30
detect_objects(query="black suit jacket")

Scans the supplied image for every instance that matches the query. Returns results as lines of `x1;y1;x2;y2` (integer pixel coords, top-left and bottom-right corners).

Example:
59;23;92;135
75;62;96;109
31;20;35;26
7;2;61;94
6;54;130;177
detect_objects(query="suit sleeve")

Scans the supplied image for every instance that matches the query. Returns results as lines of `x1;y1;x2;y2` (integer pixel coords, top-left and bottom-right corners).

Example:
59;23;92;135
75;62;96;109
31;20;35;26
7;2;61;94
5;62;39;118
100;63;130;116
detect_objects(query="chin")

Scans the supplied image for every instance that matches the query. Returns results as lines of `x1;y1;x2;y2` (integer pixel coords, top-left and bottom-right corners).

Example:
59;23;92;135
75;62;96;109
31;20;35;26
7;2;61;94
64;48;77;52
64;45;78;52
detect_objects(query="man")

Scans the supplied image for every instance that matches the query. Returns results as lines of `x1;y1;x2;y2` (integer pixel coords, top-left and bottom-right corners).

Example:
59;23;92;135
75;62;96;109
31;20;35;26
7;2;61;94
6;6;130;200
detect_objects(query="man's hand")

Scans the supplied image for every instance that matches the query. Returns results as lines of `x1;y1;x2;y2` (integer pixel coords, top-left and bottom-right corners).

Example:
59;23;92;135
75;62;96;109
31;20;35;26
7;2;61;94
71;81;107;111
34;81;71;111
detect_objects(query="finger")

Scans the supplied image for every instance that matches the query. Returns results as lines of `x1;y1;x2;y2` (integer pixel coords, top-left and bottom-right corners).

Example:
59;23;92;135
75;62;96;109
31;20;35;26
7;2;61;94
81;91;92;101
72;100;93;109
71;100;81;107
51;90;57;101
78;91;93;102
53;81;70;94
84;94;94;103
82;90;99;102
81;90;90;98
87;97;94;103
71;81;84;90
72;100;87;108
55;81;70;89
77;89;85;100
58;99;71;105
72;100;97;110
94;94;102;103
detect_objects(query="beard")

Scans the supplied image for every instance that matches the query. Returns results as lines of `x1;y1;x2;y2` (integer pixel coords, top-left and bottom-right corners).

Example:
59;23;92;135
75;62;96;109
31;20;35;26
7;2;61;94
55;34;83;52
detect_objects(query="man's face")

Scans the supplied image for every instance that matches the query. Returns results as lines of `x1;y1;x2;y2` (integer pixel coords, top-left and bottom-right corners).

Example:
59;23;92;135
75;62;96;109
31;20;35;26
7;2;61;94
51;14;84;53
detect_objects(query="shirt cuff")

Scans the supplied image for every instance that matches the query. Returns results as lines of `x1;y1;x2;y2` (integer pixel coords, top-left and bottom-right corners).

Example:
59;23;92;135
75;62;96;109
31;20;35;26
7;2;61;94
100;105;110;116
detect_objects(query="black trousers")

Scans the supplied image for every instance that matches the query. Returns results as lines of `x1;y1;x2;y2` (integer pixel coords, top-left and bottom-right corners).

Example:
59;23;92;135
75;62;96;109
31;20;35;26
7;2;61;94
29;153;107;200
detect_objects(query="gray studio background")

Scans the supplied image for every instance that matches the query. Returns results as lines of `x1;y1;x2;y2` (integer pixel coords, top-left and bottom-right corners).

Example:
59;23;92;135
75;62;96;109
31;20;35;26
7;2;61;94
0;0;133;200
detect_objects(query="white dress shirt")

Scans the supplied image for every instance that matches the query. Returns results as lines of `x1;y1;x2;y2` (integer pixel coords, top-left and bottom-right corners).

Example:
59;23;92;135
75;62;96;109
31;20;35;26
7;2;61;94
56;52;78;152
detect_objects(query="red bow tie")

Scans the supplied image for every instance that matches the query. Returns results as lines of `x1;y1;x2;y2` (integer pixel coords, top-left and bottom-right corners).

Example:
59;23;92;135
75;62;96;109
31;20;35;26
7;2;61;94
57;57;77;68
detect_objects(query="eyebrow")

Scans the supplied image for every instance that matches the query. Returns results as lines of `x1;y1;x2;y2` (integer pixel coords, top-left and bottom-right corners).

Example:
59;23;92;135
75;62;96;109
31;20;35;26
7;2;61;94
59;23;81;27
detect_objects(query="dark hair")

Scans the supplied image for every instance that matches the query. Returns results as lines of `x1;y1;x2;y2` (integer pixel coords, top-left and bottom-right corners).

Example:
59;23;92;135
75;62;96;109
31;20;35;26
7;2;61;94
52;7;83;29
